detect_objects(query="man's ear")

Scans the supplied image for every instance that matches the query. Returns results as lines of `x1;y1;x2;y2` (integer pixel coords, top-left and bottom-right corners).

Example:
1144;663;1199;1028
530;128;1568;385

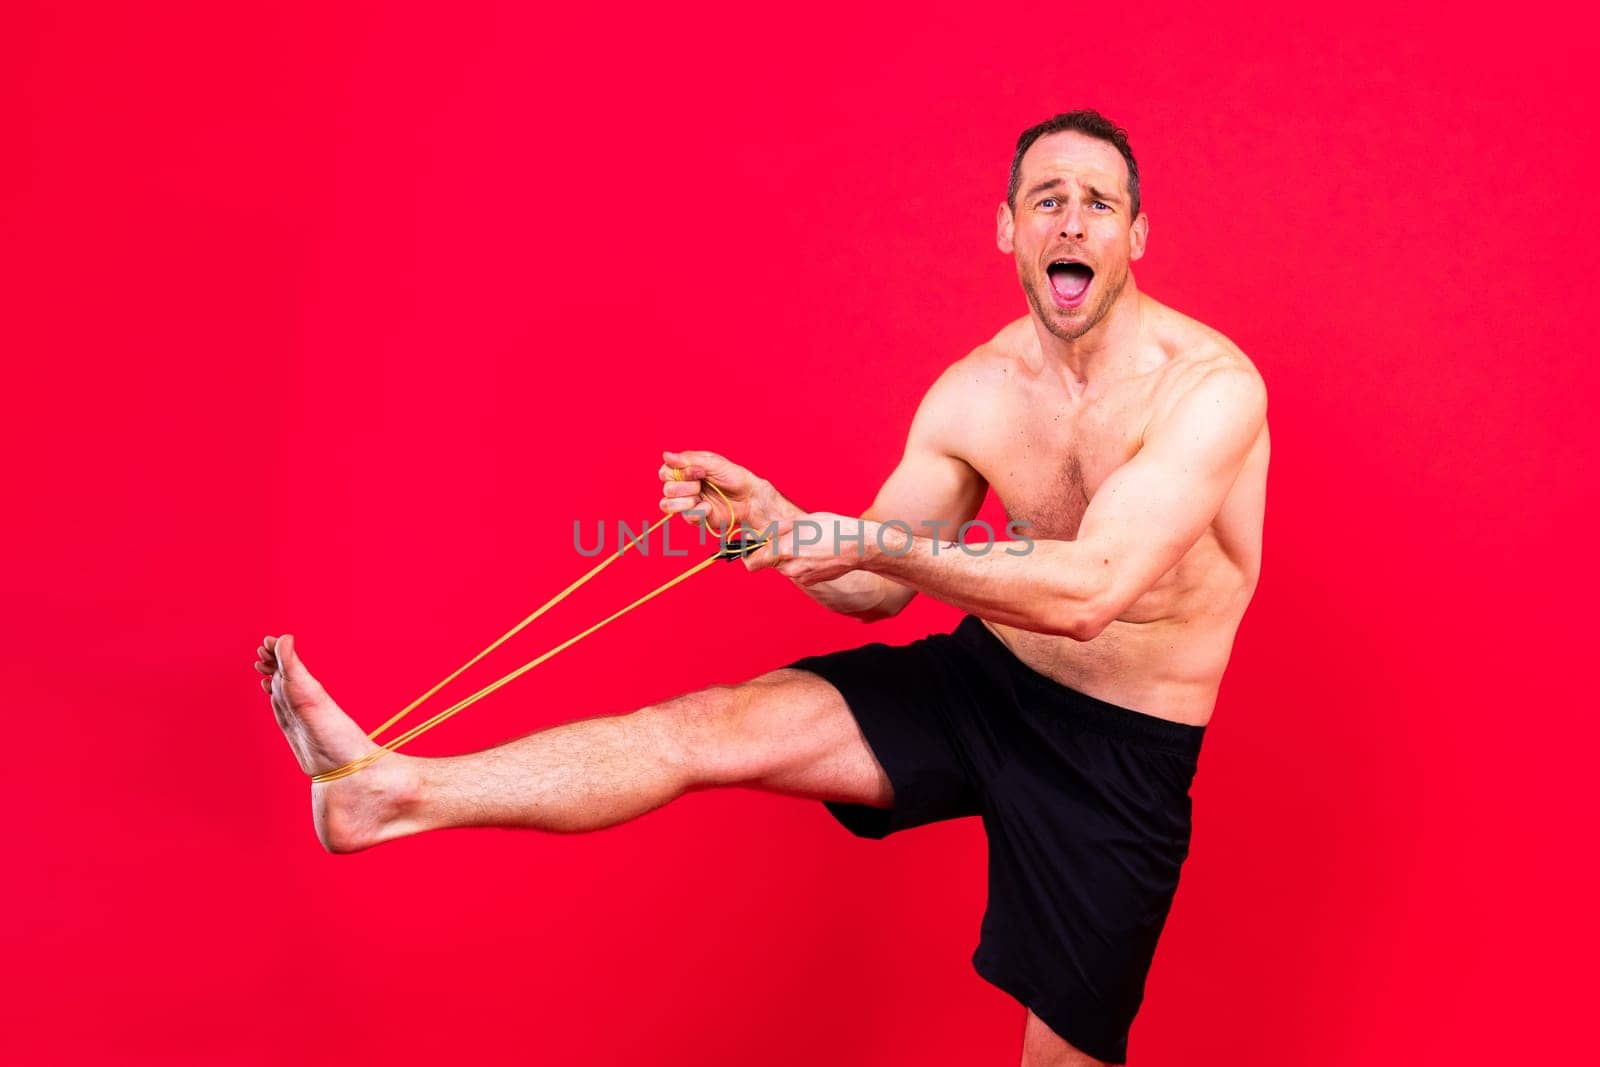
1129;212;1149;262
996;201;1016;254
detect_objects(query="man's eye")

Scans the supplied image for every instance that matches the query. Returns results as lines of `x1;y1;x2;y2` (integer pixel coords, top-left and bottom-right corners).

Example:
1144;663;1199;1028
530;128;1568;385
1091;201;1110;211
1039;198;1058;209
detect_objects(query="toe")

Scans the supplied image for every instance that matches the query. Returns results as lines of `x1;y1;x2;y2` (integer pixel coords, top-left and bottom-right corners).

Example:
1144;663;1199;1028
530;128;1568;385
272;634;334;714
276;634;306;675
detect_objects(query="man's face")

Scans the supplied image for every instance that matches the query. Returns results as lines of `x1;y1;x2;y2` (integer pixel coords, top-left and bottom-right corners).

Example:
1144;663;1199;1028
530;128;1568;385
997;131;1148;342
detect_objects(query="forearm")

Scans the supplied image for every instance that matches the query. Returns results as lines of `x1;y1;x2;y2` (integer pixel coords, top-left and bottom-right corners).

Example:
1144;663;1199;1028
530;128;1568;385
859;523;1109;639
744;483;912;621
793;568;914;621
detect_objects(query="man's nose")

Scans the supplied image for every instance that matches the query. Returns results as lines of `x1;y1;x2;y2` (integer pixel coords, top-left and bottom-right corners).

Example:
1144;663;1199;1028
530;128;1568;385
1059;205;1086;240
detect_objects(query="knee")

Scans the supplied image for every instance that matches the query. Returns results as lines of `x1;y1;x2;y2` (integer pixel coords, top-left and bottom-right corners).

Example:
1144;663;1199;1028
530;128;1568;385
639;684;752;789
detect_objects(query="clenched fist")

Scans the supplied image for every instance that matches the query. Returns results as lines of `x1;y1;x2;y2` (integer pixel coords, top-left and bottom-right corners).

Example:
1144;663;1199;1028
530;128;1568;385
658;449;799;538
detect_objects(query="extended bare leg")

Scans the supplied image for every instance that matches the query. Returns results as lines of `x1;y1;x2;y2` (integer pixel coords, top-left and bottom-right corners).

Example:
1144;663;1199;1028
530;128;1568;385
255;634;891;853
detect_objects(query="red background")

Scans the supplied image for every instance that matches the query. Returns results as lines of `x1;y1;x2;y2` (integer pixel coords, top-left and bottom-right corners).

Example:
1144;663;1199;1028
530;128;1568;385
5;3;1596;1063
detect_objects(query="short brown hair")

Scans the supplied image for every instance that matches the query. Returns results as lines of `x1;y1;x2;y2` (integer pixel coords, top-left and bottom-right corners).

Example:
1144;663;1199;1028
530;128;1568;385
1008;110;1140;216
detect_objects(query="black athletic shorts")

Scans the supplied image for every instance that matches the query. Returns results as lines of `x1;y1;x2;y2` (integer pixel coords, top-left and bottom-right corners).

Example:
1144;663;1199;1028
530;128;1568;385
783;614;1205;1065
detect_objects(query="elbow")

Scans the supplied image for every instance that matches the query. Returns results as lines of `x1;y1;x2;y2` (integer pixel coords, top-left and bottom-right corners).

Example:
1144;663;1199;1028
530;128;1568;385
1053;587;1118;643
1058;609;1111;643
845;595;910;625
843;585;914;624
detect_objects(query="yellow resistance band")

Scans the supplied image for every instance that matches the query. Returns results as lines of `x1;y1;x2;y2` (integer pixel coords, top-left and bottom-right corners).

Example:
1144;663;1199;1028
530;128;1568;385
311;479;765;784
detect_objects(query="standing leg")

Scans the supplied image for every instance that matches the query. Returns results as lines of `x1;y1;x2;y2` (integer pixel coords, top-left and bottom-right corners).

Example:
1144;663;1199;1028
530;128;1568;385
1020;1010;1108;1067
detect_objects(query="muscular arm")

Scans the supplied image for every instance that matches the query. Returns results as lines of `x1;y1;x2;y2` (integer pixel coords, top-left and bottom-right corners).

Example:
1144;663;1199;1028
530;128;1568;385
763;365;1267;639
795;361;990;621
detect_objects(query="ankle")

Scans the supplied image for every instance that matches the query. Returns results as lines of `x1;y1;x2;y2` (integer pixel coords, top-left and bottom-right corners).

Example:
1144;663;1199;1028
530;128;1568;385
384;754;431;834
313;753;428;853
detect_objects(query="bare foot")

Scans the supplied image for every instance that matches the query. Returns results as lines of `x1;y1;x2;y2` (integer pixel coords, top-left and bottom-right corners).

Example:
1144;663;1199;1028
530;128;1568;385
255;634;423;853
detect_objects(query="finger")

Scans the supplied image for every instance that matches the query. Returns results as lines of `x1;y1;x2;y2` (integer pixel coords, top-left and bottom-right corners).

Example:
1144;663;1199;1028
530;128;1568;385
662;479;702;499
741;537;781;573
660;454;705;481
261;677;272;693
254;659;273;675
263;635;278;651
663;450;736;484
659;498;712;525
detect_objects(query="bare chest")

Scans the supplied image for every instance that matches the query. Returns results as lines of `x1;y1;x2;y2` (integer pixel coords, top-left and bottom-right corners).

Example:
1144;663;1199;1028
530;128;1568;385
976;384;1152;541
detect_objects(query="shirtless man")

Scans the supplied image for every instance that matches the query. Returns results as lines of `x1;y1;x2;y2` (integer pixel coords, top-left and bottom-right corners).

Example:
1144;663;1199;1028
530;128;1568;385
255;110;1268;1066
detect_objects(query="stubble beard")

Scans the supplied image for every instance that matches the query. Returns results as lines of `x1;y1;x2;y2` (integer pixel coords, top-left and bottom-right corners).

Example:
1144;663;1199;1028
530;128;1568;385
1020;262;1127;343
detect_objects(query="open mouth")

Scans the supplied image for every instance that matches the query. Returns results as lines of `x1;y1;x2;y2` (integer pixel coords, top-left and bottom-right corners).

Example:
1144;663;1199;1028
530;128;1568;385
1046;260;1094;308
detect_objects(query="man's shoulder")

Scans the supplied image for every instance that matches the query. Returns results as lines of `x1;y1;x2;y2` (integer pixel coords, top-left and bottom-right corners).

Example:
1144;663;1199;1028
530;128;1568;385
1152;299;1260;390
921;320;1032;402
900;324;1028;454
1139;300;1267;445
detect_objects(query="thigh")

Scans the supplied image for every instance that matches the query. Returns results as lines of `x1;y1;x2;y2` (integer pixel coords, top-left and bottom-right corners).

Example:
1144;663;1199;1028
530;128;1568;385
664;667;896;809
781;631;991;838
1021;1010;1108;1067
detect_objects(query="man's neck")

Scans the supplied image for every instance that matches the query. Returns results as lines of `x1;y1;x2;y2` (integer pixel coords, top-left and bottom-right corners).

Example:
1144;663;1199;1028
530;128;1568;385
1029;280;1147;392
